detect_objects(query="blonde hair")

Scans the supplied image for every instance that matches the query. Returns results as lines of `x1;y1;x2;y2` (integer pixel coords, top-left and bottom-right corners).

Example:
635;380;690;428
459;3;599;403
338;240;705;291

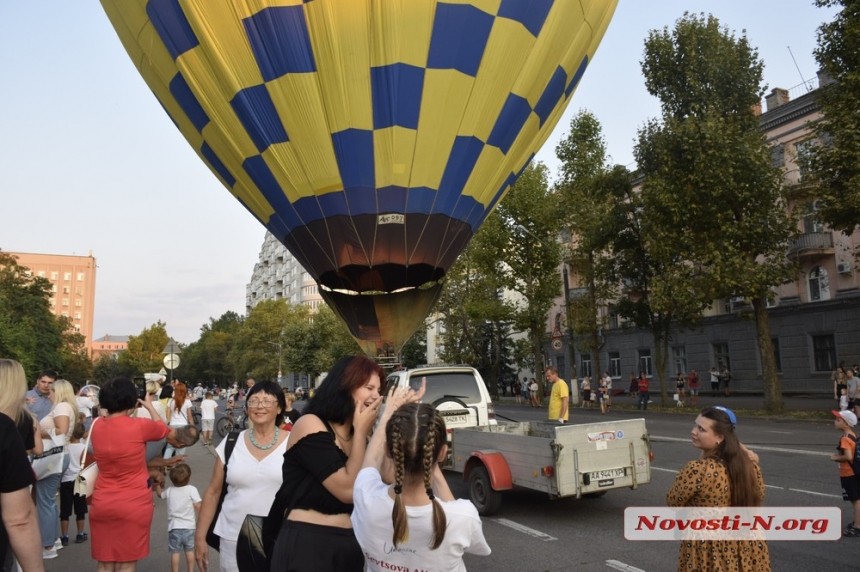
51;379;79;421
146;381;159;395
0;359;28;425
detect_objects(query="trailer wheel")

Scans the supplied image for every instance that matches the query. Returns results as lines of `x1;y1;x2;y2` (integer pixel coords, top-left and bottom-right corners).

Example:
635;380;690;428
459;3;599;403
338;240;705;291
469;466;502;516
583;491;607;499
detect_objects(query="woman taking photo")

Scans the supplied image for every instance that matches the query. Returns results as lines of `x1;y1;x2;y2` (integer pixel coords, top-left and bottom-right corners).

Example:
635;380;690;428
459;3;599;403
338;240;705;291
89;377;171;572
352;396;489;571
667;406;770;571
268;355;387;571
195;381;288;572
36;379;78;558
164;382;194;459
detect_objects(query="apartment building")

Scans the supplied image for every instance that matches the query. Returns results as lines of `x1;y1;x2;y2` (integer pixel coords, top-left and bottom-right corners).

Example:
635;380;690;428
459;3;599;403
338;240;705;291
9;251;98;355
545;74;860;394
245;232;324;314
91;334;129;360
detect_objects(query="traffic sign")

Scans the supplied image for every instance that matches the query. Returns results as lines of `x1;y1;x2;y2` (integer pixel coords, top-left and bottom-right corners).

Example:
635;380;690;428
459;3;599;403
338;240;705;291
163;353;181;369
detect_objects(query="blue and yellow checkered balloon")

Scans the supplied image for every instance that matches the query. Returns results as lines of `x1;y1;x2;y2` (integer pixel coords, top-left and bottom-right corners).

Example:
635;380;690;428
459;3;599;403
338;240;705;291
100;0;617;354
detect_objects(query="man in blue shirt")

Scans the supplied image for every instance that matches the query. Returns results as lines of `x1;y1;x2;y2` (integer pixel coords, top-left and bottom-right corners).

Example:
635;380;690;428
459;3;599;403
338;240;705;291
25;369;57;421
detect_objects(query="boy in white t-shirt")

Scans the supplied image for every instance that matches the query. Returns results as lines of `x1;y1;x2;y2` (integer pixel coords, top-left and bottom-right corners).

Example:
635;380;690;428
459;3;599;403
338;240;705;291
155;463;201;572
199;392;218;446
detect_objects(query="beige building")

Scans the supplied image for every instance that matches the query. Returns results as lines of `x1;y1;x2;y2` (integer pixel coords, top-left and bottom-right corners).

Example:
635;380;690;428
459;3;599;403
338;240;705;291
92;334;129;360
9;251;98;355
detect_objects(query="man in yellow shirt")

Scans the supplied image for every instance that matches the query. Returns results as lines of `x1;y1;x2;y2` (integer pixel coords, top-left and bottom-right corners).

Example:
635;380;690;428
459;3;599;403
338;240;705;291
546;366;569;423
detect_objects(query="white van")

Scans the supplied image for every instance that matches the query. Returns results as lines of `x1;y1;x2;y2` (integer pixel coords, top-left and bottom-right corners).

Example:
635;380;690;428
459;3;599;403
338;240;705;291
384;365;497;436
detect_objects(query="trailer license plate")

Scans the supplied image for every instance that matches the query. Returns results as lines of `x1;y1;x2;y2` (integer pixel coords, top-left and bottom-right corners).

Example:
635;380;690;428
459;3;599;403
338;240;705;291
589;468;626;480
444;415;468;424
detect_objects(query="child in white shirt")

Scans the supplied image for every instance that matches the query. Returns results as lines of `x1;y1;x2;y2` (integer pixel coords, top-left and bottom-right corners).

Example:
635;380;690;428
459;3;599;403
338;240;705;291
59;422;88;546
155;463;201;572
840;388;850;411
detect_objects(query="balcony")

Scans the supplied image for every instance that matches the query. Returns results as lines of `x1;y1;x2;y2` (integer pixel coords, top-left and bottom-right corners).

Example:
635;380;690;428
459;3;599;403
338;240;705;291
567;287;588;301
787;232;834;257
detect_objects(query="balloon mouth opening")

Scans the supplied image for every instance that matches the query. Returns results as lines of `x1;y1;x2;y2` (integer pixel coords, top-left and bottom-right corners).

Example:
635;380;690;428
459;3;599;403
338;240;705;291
319;279;443;296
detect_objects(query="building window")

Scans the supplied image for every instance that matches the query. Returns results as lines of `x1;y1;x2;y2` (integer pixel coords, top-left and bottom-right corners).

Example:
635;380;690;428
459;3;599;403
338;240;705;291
49;298;56;307
51;285;57;293
672;346;687;376
580;354;592;378
63;286;70;294
812;334;837;372
73;324;81;333
638;349;653;376
75;300;82;307
38;270;45;278
803;201;825;233
609;352;621;378
51;272;58;280
64;272;71;281
76;286;83;295
61;311;69;317
556;356;566;381
771;338;782;373
74;312;81;320
77;272;84;281
62;299;69;307
808;266;830;301
713;343;731;372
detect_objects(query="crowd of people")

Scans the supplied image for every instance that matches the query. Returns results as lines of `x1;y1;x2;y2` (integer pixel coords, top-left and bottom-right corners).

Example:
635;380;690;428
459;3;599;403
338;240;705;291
4;356;860;572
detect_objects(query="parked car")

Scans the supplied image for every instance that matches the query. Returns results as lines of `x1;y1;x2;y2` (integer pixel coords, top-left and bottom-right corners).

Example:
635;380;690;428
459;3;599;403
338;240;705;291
384;365;497;436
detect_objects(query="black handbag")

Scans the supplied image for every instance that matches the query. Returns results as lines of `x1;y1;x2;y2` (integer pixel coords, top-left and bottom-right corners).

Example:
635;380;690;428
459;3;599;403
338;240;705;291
205;432;240;551
236;514;266;572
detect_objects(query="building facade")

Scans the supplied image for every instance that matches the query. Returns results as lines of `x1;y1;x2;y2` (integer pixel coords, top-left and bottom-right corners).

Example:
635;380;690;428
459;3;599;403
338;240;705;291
245;232;324;314
91;334;129;361
9;251;98;355
545;75;860;395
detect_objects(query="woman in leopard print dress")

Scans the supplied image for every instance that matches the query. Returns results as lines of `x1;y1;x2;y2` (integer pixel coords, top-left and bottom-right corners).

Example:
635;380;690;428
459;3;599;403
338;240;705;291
666;407;771;571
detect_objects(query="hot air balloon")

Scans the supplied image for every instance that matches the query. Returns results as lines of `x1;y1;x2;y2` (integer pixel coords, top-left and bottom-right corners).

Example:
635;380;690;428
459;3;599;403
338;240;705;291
100;0;617;356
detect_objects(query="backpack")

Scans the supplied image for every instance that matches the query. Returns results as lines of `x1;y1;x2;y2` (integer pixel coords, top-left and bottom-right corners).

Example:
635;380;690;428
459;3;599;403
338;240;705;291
849;435;860;476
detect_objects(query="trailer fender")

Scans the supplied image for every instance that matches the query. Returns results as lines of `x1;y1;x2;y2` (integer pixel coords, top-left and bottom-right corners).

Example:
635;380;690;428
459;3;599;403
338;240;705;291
462;452;513;491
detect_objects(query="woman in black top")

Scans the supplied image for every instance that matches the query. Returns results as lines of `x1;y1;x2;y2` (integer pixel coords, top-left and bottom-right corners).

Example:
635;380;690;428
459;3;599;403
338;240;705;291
269;356;386;571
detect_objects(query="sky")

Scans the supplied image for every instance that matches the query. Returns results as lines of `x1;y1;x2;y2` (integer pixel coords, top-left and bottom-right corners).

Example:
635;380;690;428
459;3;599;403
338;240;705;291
0;1;837;345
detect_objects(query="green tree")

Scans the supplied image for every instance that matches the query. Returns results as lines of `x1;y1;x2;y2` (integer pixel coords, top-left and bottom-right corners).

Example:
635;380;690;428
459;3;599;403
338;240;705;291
636;13;797;411
119;321;170;376
555;111;621;383
0;251;65;379
91;354;137;384
311;306;362;368
495;163;563;398
399;326;427;369
58;319;93;385
184;311;244;388
805;0;860;235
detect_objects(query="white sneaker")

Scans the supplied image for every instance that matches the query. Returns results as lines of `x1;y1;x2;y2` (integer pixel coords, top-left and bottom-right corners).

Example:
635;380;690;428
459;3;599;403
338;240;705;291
54;538;63;550
42;548;58;559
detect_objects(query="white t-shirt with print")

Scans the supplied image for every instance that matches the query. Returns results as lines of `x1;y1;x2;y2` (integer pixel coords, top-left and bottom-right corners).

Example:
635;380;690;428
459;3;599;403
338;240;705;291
200;398;218;421
351;467;491;572
160;484;202;530
40;401;75;450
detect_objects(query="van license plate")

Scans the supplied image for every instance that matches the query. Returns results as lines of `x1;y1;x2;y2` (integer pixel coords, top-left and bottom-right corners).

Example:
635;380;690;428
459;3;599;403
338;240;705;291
589;468;626;480
443;415;468;424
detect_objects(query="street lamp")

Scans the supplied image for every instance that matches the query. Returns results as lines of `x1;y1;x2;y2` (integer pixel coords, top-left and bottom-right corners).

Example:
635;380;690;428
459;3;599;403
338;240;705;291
267;341;283;386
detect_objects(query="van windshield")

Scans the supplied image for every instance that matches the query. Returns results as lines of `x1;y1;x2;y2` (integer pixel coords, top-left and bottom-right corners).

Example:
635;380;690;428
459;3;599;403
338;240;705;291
406;372;483;404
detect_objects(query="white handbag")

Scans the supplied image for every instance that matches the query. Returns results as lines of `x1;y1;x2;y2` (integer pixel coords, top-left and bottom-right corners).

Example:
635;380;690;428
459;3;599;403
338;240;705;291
74;417;99;497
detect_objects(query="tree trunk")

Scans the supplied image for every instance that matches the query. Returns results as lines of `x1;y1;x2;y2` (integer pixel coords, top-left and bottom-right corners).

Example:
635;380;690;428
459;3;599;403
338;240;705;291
752;297;784;412
655;331;670;407
532;328;544;405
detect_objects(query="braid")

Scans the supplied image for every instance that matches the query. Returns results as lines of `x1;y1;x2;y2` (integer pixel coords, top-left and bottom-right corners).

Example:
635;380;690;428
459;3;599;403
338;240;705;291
390;420;409;547
422;423;447;549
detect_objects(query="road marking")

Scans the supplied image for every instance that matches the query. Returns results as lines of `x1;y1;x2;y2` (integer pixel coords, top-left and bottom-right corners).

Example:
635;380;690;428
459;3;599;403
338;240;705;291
652;435;830;456
766;430;793;434
788;488;842;499
651;467;678;474
606;560;646;572
764;484;784;490
492;518;557;541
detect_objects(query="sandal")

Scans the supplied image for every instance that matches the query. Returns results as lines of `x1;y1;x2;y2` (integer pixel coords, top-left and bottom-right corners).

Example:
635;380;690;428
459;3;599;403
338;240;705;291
842;526;860;538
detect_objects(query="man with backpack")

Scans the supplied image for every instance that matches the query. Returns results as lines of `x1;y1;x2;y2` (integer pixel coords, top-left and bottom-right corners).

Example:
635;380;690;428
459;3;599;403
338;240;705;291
829;410;860;537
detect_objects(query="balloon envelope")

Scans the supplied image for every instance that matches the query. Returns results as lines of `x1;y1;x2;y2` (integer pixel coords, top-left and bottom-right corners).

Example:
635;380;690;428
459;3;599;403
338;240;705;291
100;0;617;355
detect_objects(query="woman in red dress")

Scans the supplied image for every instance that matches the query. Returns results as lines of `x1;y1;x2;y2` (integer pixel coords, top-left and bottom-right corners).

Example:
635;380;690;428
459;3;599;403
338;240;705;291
90;377;170;571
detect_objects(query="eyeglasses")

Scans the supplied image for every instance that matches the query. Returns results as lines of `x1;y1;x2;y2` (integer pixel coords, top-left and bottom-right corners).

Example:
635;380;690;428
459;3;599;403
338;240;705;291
247;398;278;409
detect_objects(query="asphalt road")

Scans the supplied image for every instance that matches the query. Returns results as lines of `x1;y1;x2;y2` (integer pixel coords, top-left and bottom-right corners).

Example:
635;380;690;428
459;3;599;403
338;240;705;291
44;396;855;572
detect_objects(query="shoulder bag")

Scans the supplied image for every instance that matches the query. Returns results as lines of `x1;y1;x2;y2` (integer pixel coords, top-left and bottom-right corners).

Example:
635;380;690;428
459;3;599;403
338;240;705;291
205;431;240;551
74;416;99;498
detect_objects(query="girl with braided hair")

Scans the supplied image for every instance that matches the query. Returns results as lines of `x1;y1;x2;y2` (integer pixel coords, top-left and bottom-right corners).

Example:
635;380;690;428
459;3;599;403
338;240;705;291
352;388;490;571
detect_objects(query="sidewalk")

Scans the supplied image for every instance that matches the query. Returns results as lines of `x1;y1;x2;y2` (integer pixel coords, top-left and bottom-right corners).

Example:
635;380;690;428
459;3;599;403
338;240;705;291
44;440;221;572
494;391;839;414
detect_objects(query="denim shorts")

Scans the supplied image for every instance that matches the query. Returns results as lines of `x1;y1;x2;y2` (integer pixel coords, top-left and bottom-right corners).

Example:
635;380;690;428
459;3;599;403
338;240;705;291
168;528;195;553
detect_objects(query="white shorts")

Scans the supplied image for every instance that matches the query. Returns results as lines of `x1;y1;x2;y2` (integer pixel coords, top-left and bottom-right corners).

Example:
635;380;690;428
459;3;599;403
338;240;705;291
201;419;214;431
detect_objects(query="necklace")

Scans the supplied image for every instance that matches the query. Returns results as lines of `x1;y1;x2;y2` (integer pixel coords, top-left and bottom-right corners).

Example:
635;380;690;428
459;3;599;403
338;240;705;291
332;424;353;442
249;426;279;450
